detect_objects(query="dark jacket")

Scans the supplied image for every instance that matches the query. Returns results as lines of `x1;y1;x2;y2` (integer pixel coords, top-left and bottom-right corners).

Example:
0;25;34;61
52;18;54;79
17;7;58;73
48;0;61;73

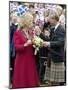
10;23;18;58
39;33;50;57
49;24;65;63
35;33;50;76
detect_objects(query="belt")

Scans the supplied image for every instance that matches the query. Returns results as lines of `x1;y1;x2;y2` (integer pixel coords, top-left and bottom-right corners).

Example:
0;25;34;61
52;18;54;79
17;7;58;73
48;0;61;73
40;56;48;59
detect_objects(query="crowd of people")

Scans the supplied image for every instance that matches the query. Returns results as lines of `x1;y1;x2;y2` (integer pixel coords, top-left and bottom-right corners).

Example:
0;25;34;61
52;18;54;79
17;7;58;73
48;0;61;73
10;1;66;89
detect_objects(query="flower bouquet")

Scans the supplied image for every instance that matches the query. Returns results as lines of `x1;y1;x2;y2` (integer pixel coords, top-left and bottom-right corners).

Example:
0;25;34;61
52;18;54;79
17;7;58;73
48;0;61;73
32;36;43;55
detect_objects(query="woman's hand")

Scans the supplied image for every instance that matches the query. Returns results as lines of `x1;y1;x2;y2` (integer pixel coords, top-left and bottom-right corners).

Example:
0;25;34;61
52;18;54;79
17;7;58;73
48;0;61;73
24;40;32;47
27;40;32;45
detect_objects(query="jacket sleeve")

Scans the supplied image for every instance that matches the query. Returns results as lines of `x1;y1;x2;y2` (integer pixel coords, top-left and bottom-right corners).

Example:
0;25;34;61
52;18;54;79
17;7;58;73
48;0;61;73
14;32;25;52
50;29;65;48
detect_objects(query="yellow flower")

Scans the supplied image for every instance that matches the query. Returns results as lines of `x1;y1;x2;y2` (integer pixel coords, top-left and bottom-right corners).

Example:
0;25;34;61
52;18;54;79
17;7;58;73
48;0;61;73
32;36;43;47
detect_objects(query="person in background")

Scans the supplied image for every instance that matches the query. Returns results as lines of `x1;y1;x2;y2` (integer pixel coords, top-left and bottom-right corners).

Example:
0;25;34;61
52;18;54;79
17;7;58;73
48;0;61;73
10;12;18;84
29;4;35;17
38;4;45;22
10;2;19;13
34;26;41;77
12;12;40;89
34;25;50;85
34;4;45;30
56;5;65;28
29;4;36;27
39;26;50;85
43;14;65;86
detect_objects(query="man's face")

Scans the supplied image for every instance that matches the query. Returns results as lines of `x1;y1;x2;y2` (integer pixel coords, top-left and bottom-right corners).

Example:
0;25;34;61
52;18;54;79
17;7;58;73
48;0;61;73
49;18;56;26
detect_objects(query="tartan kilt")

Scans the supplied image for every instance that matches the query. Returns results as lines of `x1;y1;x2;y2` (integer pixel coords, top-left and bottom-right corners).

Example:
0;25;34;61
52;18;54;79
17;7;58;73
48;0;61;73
44;60;65;82
44;61;50;81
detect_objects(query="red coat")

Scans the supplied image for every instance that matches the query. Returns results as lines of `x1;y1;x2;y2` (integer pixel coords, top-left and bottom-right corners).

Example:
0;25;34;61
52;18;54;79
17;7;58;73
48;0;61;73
12;30;40;89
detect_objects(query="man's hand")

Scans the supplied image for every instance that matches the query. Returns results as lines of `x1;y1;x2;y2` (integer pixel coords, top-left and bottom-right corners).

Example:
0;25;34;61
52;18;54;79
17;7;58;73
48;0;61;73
42;41;50;47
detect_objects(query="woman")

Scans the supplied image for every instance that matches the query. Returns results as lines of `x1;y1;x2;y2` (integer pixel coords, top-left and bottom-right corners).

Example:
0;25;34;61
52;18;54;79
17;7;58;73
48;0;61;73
56;5;65;28
12;12;40;89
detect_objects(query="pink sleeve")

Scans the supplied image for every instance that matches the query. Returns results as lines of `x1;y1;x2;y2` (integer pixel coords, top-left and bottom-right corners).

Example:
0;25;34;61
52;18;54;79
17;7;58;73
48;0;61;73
14;32;25;52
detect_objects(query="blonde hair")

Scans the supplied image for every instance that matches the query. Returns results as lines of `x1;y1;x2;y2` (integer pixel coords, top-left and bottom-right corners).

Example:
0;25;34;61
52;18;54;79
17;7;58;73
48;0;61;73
56;5;63;11
19;12;33;28
56;5;63;16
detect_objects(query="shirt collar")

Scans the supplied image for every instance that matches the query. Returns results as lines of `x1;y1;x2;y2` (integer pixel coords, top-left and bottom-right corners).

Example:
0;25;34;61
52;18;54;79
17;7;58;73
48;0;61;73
54;23;60;31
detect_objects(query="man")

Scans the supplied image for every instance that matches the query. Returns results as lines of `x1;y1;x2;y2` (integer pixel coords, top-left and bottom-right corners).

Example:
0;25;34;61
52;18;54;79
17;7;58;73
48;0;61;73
10;12;18;85
43;14;66;86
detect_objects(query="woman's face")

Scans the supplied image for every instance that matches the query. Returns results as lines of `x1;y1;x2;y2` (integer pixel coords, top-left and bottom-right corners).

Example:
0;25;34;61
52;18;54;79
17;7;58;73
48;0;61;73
35;26;41;36
26;17;33;29
56;9;62;16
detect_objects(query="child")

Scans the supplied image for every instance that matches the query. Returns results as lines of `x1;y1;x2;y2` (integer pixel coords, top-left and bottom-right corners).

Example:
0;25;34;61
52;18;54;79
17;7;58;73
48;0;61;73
39;27;50;85
34;25;50;85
